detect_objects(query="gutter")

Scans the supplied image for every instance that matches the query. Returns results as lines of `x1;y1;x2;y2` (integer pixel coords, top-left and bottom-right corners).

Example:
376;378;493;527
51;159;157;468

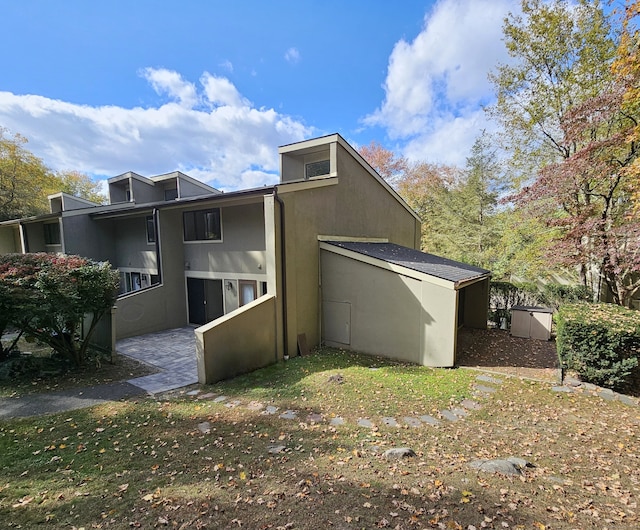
153;208;162;284
273;186;288;358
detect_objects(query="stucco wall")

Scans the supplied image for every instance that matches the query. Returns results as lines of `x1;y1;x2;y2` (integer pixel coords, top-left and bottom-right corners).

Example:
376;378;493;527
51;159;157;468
461;279;490;329
279;142;420;356
182;202;266;275
0;226;21;253
113;215;157;271
63;215;117;263
196;294;277;383
320;250;457;367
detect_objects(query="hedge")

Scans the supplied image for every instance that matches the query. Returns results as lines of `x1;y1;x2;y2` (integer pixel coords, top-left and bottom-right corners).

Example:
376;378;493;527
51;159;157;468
556;302;640;391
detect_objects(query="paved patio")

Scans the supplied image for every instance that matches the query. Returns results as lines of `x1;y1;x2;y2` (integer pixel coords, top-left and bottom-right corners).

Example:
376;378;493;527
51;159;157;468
117;327;198;394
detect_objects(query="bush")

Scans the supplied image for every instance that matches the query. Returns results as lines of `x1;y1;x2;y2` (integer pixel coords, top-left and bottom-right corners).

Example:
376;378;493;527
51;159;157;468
556;302;640;391
0;253;119;366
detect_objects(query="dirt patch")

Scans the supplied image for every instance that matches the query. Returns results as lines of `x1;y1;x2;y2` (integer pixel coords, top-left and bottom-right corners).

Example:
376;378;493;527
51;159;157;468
456;328;560;382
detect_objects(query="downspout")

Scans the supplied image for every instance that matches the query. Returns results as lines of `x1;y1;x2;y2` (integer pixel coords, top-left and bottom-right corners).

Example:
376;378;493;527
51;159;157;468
273;187;288;358
19;221;29;253
153;208;162;284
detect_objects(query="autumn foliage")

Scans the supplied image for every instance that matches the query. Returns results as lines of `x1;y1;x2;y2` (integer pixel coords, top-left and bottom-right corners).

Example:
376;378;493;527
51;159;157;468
0;253;119;365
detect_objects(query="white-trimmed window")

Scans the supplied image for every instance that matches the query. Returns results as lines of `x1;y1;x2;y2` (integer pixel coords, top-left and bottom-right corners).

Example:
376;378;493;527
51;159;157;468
305;159;330;179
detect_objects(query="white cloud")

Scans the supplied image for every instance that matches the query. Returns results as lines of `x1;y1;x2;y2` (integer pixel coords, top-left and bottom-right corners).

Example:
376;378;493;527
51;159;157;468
365;0;516;166
284;47;301;64
0;68;311;190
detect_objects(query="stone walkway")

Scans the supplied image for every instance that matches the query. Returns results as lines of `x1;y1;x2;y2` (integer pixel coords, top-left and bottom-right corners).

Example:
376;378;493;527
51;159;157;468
117;327;198;394
189;373;509;430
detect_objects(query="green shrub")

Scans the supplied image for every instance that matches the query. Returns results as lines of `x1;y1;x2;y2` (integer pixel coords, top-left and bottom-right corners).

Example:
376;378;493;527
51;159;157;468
556;302;640;390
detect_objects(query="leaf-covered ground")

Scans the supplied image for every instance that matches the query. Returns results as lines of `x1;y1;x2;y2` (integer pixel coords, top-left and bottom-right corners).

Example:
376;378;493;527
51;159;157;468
0;349;638;529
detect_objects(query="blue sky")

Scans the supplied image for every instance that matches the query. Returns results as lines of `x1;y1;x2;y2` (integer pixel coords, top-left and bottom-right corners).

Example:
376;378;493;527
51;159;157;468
0;0;517;191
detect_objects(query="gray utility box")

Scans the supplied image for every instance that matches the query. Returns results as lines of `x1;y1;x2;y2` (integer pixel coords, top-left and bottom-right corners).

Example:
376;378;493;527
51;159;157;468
510;305;553;340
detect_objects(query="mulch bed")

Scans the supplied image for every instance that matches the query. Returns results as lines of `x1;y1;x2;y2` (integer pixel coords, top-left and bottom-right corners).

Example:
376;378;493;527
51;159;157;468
456;327;561;383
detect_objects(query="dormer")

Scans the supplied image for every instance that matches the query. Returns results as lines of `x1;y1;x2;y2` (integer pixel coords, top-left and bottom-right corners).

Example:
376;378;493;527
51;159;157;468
150;171;220;200
48;192;101;213
279;135;338;183
108;172;153;204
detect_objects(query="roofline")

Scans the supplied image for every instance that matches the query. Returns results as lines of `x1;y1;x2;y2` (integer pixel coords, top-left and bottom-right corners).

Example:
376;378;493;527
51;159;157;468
47;191;102;207
319;241;491;289
90;185;275;219
279;133;420;222
149;171;221;194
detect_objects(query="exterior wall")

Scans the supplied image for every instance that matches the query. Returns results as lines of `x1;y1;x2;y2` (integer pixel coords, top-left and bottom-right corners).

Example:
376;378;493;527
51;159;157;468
62;215;117;263
115;208;187;338
0;225;21;253
461;279;489;329
182;202;266;275
113;215;158;272
179;178;215;198
23;221;60;253
279;142;421;356
321;251;457;367
131;179;162;204
196;294;277;383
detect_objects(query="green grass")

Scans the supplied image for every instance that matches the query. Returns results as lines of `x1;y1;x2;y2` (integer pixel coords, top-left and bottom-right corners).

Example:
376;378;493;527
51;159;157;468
0;347;638;529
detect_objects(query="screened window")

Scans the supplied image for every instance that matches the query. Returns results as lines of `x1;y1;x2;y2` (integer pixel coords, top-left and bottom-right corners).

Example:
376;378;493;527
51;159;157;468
146;216;156;243
44;223;61;245
183;208;221;241
305;159;330;179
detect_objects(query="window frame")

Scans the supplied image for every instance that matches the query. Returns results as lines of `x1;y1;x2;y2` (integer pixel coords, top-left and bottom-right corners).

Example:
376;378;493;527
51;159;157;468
43;222;61;245
183;208;222;242
146;215;156;244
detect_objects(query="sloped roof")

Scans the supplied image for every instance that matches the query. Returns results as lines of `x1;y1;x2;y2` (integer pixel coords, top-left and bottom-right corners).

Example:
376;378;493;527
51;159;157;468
325;241;490;284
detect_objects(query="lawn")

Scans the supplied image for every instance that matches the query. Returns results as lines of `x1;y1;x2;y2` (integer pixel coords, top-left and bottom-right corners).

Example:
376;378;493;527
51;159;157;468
0;348;638;529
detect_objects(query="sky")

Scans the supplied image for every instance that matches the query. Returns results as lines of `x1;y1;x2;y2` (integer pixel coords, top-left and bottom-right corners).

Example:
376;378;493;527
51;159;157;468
0;0;518;192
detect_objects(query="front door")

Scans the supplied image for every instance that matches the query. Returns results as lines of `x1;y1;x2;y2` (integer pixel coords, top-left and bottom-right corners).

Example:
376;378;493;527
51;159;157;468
187;278;224;325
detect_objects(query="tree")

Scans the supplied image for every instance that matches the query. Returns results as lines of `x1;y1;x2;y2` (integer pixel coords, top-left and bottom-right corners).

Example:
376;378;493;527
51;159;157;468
489;0;616;176
358;140;408;185
55;170;106;205
0;253;119;365
0;128;56;221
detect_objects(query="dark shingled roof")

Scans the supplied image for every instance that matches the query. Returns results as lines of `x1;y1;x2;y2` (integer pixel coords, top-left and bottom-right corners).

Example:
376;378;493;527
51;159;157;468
326;241;491;284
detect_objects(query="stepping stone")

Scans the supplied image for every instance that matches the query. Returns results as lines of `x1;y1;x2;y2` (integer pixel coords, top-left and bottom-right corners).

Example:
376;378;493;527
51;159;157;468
213;395;228;403
552;386;573;393
306;413;323;423
186;390;201;396
267;445;287;454
357;418;374;428
262;405;279;415
246;401;264;411
403;417;422;427
198;392;216;400
279;410;297;420
420;414;440;426
440;410;460;422
461;399;482;410
197;421;211;434
474;385;497;394
477;375;503;384
451;408;468;417
225;399;243;408
382;417;399;427
330;417;345;426
383;447;416;459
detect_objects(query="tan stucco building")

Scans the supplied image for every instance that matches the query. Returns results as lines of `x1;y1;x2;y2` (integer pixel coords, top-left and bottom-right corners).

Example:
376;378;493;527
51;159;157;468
0;134;490;382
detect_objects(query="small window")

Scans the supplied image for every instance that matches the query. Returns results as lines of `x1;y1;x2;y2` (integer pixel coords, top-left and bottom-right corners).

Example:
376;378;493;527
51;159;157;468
239;280;257;307
146;216;156;243
305;160;330;179
164;188;178;201
125;185;131;202
183;208;221;241
44;223;61;245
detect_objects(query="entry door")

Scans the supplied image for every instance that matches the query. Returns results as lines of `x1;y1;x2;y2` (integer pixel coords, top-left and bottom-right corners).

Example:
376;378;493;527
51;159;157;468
187;278;224;325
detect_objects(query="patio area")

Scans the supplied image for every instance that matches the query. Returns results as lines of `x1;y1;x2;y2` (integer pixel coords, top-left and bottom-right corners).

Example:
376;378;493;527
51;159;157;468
117;327;198;394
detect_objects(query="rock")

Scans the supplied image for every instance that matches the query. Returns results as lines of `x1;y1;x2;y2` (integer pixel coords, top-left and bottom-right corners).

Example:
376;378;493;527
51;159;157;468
197;421;211;434
268;445;287;454
383;447;416;459
328;373;345;384
469;457;533;475
279;410;297;420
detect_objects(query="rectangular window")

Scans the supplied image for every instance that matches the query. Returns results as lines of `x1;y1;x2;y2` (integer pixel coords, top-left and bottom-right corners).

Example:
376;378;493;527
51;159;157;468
43;223;61;245
164;188;178;201
183;208;221;241
305;159;330;179
239;280;257;307
146;215;156;243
